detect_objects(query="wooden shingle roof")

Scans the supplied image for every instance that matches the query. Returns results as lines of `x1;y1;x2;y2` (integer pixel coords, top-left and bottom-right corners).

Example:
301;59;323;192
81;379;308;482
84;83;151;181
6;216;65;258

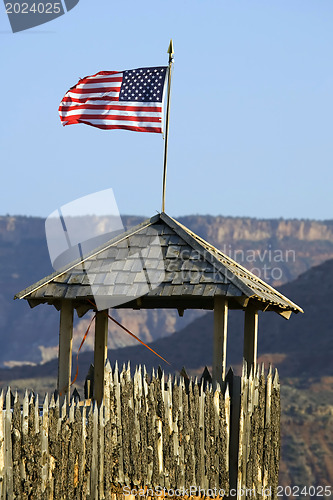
15;213;303;317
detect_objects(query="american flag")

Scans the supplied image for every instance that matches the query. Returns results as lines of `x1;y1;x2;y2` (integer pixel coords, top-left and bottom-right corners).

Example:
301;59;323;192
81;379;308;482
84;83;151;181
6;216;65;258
59;66;168;133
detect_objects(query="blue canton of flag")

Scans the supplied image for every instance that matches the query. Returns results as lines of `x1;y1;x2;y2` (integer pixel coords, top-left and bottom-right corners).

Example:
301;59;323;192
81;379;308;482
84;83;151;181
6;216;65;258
119;67;166;103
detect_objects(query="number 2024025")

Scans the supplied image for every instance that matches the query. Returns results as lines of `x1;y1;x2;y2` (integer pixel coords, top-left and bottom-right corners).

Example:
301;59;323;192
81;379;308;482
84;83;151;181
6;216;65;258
277;486;332;497
6;3;62;14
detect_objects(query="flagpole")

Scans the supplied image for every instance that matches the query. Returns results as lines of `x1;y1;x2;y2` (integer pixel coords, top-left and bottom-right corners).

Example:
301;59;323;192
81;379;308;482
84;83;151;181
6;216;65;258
162;40;174;213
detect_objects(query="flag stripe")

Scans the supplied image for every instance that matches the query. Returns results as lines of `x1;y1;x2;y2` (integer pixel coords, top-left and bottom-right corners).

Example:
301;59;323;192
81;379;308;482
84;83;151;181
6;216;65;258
71;71;122;85
64;118;161;127
65;90;121;98
60;96;121;104
59;109;162;118
75;82;122;90
61;113;162;122
60;100;162;109
68;86;121;94
64;119;163;132
78;71;121;80
59;104;162;113
59;66;167;133
76;76;123;84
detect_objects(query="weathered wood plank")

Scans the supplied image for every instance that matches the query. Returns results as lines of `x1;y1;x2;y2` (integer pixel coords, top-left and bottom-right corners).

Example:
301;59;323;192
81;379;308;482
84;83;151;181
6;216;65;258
224;383;230;477
132;366;142;486
0;391;4;499
121;364;131;485
90;403;99;498
162;373;172;490
227;368;241;496
66;400;75;500
48;394;59;500
237;363;248;498
139;365;149;487
187;379;196;488
99;402;105;500
213;385;220;488
171;377;180;488
220;383;229;495
81;405;88;497
114;361;124;485
59;397;70;499
41;394;49;496
12;392;22;498
146;374;155;487
104;360;112;425
177;377;185;489
5;389;13;499
263;365;272;500
270;369;281;500
198;380;205;489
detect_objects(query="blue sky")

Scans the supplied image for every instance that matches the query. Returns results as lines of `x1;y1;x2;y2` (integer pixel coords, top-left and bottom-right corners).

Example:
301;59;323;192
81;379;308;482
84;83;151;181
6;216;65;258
0;0;332;220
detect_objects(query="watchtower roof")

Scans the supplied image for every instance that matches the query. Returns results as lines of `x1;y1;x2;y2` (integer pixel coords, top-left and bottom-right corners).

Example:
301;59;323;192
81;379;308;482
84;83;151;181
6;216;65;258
15;212;303;317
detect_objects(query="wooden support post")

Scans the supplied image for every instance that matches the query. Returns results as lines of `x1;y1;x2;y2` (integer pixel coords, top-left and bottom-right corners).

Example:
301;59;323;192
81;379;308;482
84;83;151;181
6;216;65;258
94;310;108;406
243;304;258;376
57;300;74;404
212;296;228;385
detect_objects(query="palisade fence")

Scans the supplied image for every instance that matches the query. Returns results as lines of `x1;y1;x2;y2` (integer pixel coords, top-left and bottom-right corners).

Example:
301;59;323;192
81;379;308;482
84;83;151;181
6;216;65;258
0;361;280;500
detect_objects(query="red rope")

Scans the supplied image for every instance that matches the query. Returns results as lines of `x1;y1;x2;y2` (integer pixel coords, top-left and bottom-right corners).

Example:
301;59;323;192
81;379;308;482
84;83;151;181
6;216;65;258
59;313;96;396
87;299;171;366
106;313;171;366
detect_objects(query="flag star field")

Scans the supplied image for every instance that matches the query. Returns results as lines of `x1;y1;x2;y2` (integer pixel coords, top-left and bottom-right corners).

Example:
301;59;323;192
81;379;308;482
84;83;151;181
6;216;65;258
119;67;167;102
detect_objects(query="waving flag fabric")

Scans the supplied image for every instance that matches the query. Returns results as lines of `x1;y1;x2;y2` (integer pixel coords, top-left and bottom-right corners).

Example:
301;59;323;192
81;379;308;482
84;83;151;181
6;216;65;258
59;66;168;133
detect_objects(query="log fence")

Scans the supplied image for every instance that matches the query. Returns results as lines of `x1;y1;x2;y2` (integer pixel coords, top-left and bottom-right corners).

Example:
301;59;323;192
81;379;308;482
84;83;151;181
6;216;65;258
0;361;280;499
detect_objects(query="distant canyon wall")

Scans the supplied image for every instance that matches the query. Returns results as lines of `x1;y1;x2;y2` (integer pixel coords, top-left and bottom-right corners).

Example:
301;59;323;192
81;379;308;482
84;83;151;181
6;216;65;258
1;213;333;366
